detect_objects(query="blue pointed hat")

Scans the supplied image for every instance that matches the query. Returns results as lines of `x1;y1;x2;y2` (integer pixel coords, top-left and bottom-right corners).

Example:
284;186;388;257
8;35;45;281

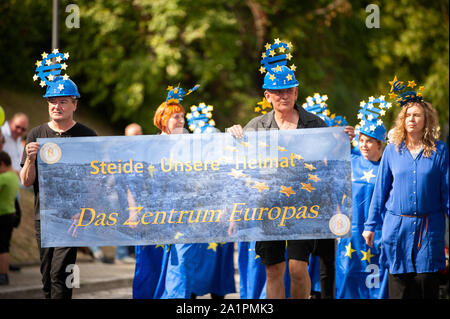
355;95;390;142
260;39;298;90
33;49;80;98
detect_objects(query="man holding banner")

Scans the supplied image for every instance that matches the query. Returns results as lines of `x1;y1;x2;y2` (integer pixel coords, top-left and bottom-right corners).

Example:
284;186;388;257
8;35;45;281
227;39;355;299
20;51;97;299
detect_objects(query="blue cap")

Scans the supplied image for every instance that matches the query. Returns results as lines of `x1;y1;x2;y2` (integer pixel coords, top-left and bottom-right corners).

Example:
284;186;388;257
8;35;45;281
260;39;298;90
356;96;391;141
43;76;80;98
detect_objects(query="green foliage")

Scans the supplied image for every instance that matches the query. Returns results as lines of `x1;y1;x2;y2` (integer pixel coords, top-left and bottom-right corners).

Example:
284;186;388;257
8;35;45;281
0;0;448;137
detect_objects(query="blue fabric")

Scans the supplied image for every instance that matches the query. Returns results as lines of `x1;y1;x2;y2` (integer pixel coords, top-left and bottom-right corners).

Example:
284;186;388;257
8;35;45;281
132;245;167;299
335;151;388;298
161;243;236;298
238;242;267;299
365;141;449;274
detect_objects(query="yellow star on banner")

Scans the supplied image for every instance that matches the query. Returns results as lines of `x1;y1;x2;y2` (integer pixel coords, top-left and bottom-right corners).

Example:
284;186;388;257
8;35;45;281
278;146;287;152
345;242;356;259
147;164;157;178
245;177;253;187
174;232;183;239
207;242;218;252
308;174;320;182
287;42;293;50
280;185;296;197
293;153;304;160
155;244;164;249
253;181;269;192
300;182;316;193
304;163;316;171
286;53;292;60
240;141;250;147
258;142;269;148
361;248;375;263
225;146;238;152
360;169;376;183
229;169;246;179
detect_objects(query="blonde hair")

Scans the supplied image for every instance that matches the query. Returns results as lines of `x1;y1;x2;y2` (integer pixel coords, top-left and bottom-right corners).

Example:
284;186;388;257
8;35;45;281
389;101;440;157
153;102;185;133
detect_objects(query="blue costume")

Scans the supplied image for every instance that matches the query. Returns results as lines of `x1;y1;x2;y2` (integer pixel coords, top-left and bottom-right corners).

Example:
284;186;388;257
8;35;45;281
335;150;389;298
365;141;449;274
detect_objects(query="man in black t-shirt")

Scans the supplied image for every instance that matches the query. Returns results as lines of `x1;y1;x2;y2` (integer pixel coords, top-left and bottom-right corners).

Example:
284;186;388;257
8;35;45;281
20;76;96;299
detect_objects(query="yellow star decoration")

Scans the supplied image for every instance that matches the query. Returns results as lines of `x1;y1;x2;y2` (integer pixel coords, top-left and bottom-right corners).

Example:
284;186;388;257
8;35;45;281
345;242;356;259
308;174;320;182
278;146;287;152
304;163;316;171
41;52;48;59
207;243;218;252
155;244;165;249
264;43;271;50
259;66;266;74
279;46;286;53
300;182;316;193
280;185;296;197
293;153;304;160
275;65;282;72
361;248;375;263
253;181;269;192
269;74;276;81
147;164;157;178
389;75;398;92
261;52;266;59
388;92;397;100
407;80;416;88
274;38;281;45
286;74;293;81
418;86;424;91
290;64;297;71
269;50;276;57
229;169;246;179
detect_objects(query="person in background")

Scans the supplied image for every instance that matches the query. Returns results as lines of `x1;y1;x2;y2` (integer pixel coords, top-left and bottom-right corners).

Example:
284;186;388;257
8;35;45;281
363;78;449;299
0;151;19;285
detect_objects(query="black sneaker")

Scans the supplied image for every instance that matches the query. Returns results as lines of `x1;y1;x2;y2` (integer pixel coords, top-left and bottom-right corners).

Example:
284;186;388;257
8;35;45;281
0;274;9;285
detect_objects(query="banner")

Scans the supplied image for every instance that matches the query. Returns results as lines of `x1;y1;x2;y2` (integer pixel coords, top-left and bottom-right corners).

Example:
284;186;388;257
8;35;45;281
37;127;352;247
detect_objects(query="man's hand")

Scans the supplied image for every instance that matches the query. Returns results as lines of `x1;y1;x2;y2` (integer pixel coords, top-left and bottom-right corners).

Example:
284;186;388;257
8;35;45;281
25;142;40;161
226;124;244;139
344;126;355;141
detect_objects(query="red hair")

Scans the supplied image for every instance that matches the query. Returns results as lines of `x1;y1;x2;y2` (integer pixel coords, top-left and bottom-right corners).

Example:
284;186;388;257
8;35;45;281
153;102;185;133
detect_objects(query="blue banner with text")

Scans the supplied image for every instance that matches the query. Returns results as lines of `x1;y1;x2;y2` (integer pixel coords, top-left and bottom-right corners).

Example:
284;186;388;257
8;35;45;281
37;127;352;247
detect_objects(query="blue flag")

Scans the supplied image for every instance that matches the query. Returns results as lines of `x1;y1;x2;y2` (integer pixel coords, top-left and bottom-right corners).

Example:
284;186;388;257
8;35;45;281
335;152;388;299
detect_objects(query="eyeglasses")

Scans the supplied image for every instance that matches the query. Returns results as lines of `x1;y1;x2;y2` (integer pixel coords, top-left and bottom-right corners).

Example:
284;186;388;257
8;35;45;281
14;125;27;132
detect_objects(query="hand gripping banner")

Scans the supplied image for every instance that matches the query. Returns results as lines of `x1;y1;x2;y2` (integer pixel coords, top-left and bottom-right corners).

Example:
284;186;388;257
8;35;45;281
37;127;352;247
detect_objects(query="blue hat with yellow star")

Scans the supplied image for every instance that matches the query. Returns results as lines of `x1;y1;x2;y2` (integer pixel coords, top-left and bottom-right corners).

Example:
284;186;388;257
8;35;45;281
388;75;424;107
302;93;337;126
260;39;298;90
33;49;80;98
355;95;390;142
186;102;217;134
166;84;200;104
